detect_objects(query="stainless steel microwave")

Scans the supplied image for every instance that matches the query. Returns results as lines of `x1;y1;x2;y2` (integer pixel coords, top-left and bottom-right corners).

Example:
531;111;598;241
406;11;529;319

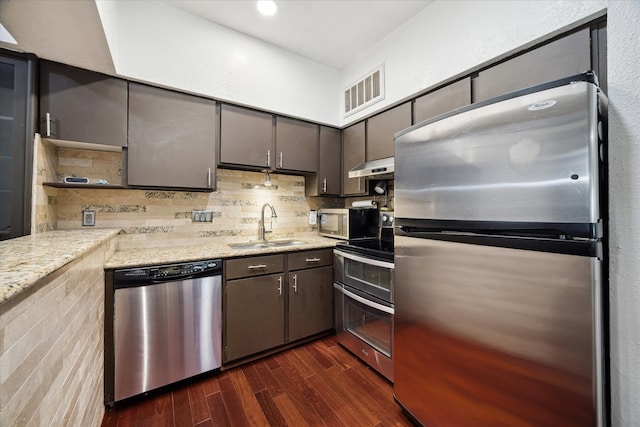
317;208;378;240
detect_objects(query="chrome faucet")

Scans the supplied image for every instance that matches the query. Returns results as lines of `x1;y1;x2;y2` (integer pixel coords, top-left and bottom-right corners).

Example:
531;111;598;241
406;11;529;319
260;203;277;241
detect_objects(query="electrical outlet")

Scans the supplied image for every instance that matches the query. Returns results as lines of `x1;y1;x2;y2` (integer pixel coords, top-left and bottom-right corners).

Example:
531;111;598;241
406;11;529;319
82;210;95;226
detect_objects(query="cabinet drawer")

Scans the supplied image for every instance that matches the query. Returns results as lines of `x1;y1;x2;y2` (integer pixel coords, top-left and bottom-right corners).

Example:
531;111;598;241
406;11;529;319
225;255;284;279
288;250;333;271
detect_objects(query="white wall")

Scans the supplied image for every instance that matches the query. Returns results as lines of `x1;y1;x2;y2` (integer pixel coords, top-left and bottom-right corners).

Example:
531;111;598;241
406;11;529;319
340;0;607;126
607;1;640;425
95;0;340;125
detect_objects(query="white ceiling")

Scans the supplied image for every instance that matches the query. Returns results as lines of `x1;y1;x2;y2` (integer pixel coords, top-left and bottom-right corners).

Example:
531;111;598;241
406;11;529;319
163;0;432;70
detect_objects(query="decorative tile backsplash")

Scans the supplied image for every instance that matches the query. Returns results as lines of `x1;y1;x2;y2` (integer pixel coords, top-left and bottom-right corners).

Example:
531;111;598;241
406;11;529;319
32;136;345;249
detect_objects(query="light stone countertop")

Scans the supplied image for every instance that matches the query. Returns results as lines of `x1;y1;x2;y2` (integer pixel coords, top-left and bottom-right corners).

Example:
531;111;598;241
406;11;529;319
104;237;338;269
0;229;121;305
0;230;338;305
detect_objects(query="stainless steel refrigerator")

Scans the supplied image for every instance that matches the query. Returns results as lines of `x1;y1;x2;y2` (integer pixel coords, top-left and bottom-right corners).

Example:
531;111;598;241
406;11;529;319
393;72;607;427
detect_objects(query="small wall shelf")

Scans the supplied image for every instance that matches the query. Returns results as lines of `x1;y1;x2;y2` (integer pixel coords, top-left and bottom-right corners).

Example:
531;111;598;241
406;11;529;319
42;182;126;189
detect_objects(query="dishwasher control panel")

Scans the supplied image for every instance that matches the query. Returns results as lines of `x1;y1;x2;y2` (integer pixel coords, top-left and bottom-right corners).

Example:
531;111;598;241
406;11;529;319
114;259;222;285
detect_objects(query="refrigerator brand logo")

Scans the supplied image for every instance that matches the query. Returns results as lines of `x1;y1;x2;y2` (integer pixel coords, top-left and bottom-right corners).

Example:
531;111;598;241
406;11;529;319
528;100;557;111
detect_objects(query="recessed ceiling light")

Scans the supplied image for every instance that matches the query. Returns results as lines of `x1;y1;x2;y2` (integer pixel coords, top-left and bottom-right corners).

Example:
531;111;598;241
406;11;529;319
257;0;277;17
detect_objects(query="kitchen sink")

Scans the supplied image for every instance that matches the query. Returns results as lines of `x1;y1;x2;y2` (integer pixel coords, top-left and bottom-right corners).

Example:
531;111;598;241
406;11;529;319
227;239;305;249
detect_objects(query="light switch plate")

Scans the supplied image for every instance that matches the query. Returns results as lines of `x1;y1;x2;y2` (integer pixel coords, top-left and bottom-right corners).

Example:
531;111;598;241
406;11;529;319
82;210;96;226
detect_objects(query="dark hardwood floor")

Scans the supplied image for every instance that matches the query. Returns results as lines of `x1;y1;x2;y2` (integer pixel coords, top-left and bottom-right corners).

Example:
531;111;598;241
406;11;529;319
102;336;413;427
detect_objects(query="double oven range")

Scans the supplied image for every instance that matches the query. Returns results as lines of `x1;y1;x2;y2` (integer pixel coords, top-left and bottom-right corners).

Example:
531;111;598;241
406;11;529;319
333;210;395;381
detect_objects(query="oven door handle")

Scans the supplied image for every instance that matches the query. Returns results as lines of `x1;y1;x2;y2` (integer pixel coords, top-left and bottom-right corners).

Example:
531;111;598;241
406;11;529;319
334;283;395;315
334;249;395;269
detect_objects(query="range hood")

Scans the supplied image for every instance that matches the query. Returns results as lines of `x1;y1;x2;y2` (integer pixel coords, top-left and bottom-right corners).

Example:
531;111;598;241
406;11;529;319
348;157;394;179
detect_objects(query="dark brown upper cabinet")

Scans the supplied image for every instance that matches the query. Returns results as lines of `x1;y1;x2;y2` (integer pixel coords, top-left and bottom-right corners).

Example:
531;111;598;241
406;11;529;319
342;122;367;196
413;78;471;124
474;28;592;102
275;116;318;173
306;126;342;196
219;104;273;169
366;102;411;161
39;60;127;148
127;82;217;190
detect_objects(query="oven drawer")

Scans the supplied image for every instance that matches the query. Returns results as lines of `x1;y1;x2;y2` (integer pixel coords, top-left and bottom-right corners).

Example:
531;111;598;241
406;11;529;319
334;249;394;303
334;283;394;381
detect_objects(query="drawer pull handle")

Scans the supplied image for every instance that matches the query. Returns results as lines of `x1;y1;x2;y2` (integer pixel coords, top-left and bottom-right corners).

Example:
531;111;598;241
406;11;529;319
322;178;327;193
277;276;282;295
247;264;267;269
46;112;51;137
293;274;298;293
305;258;321;263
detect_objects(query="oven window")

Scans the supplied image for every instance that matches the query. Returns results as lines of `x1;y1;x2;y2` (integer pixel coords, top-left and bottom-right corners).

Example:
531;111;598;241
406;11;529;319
344;294;392;357
345;259;392;294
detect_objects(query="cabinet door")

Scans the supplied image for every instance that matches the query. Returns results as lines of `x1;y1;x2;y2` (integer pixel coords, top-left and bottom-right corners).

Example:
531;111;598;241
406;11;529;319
474;28;592;102
342;122;367;196
275;117;318;173
366;102;411;161
39;60;127;147
414;78;471;124
128;83;216;190
306;126;341;196
220;104;273;168
224;274;285;362
288;266;333;342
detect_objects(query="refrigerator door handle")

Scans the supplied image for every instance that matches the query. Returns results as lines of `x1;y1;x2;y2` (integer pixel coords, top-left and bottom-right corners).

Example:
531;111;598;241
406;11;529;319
334;249;395;269
334;283;394;315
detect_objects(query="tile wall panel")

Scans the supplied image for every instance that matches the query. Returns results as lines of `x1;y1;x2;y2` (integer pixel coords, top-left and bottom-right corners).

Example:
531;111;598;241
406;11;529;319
32;135;59;233
31;136;348;248
0;241;111;426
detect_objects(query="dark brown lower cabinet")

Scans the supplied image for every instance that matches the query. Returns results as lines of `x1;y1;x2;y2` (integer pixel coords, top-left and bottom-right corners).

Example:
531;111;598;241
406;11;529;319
288;266;333;342
224;273;285;363
223;249;333;364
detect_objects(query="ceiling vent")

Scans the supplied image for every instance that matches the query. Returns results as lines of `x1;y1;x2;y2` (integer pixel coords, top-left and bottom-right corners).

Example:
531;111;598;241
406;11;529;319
344;64;384;117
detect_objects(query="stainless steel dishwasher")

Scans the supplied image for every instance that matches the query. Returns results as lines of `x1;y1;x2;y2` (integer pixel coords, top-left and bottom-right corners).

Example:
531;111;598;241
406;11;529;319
107;259;222;404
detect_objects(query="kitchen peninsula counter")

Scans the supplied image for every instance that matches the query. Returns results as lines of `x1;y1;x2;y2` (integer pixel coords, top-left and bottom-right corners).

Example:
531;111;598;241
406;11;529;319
104;237;338;269
0;228;121;305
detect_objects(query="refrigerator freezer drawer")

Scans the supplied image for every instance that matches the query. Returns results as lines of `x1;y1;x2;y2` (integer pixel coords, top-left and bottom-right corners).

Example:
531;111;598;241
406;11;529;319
395;80;604;226
393;235;604;427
